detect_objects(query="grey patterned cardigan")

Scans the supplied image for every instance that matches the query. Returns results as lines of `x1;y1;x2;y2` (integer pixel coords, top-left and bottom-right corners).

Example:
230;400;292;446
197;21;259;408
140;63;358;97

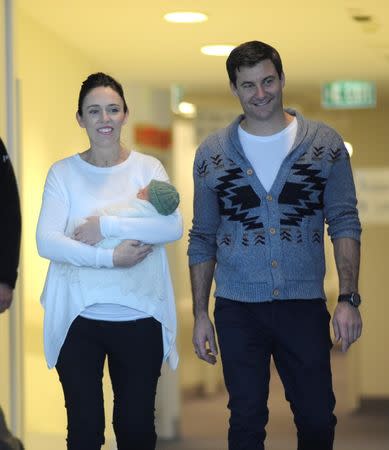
188;109;361;302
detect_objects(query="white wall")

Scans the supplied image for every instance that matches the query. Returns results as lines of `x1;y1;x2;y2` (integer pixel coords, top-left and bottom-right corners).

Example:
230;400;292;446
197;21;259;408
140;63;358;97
300;102;389;401
172;118;225;394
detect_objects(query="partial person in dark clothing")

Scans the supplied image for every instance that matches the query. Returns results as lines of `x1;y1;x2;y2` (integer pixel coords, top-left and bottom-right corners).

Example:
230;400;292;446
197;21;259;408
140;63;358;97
0;407;24;450
0;138;21;310
0;138;23;450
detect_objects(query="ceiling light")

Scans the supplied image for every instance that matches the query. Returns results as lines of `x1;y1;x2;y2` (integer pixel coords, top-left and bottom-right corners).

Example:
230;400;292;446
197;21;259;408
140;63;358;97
344;141;353;157
164;12;208;23
178;102;197;118
201;45;235;56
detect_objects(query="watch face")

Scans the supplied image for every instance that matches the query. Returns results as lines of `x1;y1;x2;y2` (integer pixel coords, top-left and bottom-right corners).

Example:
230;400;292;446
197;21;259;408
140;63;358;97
338;293;361;307
351;293;361;307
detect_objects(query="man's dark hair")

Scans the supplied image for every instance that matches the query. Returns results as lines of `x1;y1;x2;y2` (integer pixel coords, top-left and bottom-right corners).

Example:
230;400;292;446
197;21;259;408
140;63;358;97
77;72;128;116
226;41;283;87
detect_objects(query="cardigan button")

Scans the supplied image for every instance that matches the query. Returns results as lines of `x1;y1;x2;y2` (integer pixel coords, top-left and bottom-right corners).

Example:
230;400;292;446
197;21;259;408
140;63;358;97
273;289;280;297
269;227;276;235
266;194;273;201
271;260;278;268
247;168;253;176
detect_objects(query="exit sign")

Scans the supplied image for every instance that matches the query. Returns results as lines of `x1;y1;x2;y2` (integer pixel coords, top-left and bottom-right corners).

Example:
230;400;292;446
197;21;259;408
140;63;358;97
322;81;376;109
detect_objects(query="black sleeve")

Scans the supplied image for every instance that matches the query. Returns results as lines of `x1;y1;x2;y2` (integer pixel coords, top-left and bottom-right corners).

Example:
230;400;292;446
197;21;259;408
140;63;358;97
0;138;21;288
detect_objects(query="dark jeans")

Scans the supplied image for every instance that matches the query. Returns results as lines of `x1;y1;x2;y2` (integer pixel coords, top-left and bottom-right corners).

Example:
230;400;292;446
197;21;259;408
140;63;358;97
214;297;336;450
56;316;163;450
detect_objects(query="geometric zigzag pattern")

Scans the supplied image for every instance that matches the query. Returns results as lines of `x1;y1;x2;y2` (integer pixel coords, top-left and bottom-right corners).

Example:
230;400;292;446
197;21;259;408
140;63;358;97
215;168;263;231
279;163;327;227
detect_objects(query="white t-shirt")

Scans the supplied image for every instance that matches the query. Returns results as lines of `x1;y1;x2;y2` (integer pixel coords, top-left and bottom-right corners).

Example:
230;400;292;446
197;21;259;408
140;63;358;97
36;150;182;369
238;118;297;192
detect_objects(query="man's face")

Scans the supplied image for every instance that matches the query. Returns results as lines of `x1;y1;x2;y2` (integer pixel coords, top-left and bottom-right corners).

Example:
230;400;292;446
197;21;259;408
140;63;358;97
230;59;285;124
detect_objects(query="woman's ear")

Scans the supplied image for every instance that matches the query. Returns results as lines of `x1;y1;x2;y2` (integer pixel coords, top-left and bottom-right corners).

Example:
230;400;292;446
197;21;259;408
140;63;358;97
76;111;85;128
123;110;129;126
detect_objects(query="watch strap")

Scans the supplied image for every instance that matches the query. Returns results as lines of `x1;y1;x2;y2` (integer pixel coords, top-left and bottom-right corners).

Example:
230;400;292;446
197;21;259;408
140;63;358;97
338;292;361;307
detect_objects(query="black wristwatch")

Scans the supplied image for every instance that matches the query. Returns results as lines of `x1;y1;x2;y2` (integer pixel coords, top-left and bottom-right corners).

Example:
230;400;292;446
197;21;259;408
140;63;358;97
338;292;361;308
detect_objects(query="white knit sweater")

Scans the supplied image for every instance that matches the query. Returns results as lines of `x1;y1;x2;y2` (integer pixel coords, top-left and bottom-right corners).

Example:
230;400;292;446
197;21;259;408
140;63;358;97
36;151;183;369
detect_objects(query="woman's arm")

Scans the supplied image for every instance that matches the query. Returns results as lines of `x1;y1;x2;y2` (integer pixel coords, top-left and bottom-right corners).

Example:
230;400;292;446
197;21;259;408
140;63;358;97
102;160;183;244
36;167;114;268
75;159;183;245
100;210;183;244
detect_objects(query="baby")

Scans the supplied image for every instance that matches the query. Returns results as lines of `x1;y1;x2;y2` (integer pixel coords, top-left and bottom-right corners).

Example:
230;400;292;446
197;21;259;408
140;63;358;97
98;179;180;249
65;180;180;305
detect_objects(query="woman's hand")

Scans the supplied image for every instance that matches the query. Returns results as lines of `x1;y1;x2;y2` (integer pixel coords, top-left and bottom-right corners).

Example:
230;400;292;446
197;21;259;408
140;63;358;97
113;240;153;267
74;216;103;245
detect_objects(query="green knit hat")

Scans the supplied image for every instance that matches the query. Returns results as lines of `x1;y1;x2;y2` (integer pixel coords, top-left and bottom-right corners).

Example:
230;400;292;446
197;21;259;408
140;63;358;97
148;179;180;215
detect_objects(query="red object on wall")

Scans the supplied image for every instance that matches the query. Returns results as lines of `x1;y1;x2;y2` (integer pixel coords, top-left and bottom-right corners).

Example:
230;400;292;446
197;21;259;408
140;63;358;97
134;124;172;150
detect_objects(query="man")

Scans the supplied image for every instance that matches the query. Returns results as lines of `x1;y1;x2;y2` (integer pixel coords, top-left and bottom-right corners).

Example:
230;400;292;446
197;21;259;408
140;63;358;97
0;137;23;450
188;41;362;450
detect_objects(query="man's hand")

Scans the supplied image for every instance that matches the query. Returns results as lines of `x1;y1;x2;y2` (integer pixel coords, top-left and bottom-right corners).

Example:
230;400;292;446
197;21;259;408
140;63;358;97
113;240;152;267
0;283;13;313
74;216;103;245
193;313;218;365
332;302;362;352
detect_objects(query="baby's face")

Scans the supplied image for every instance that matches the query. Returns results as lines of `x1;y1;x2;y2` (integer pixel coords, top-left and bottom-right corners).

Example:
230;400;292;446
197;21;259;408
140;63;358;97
137;186;149;201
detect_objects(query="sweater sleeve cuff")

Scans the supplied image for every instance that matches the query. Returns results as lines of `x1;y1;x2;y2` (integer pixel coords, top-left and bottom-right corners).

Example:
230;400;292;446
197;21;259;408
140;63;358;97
96;247;114;268
188;254;216;267
330;229;361;242
100;216;118;239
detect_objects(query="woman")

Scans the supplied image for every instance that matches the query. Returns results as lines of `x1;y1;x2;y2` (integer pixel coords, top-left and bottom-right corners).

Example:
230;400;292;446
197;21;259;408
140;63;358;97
36;72;182;450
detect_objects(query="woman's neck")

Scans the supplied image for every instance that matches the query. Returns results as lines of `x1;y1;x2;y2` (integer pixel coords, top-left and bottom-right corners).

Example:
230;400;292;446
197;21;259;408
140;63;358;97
80;144;130;167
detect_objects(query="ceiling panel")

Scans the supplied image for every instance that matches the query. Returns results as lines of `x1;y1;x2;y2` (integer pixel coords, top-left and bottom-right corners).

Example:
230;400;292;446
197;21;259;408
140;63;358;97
18;0;389;96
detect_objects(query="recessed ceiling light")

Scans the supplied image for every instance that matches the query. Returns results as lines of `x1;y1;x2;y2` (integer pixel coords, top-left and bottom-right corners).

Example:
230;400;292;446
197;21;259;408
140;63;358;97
178;102;197;118
164;12;208;23
201;45;235;56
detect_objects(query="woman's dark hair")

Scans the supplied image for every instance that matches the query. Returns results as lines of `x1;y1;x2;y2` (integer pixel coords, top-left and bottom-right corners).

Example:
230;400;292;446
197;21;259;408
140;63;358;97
226;41;283;87
77;72;128;116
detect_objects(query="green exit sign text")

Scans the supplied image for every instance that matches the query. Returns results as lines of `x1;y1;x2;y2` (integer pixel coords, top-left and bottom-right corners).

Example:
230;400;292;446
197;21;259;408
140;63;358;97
322;81;376;109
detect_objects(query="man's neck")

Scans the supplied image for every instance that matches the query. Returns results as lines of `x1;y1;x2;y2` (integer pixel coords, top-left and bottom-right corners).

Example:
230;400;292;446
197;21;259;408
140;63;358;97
241;111;294;136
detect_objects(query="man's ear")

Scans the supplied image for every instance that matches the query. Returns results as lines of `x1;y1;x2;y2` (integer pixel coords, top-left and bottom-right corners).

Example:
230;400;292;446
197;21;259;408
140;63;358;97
76;112;85;128
281;71;286;88
230;81;238;97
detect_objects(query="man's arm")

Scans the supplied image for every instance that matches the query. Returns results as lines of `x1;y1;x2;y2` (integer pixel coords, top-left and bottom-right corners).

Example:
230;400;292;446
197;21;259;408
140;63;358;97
322;136;362;351
190;259;218;364
332;237;362;352
0;138;21;313
188;143;221;364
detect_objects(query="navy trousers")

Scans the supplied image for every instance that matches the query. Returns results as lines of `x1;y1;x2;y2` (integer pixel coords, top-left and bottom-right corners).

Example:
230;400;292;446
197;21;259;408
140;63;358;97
56;316;163;450
214;297;336;450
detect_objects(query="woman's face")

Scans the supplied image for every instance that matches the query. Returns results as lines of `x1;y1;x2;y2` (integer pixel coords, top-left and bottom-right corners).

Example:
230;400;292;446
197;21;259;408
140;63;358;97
76;86;128;146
